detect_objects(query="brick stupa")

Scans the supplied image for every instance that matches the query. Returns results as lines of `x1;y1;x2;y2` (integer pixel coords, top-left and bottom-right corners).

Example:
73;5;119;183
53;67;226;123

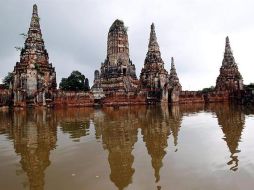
12;4;56;106
215;37;243;92
140;23;169;102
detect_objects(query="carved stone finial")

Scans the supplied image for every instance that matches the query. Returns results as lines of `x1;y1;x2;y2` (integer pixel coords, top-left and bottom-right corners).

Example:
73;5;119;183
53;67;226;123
171;57;175;69
148;23;159;52
226;36;230;44
33;4;38;15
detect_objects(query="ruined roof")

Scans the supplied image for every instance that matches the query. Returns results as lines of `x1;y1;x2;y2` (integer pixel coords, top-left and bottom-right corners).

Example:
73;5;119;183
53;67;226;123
109;19;127;33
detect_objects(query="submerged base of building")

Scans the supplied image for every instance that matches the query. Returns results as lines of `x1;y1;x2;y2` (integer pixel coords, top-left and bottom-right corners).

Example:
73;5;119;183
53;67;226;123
0;88;252;108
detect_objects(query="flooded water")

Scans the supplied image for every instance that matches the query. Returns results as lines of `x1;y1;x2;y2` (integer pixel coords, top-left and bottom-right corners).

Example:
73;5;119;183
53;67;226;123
0;104;254;190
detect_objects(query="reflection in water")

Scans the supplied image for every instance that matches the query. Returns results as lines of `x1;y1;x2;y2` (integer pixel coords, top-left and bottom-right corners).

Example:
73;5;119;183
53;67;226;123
141;105;182;184
169;105;183;149
56;108;93;142
210;104;245;171
0;104;253;190
98;107;140;190
11;110;57;190
141;106;170;183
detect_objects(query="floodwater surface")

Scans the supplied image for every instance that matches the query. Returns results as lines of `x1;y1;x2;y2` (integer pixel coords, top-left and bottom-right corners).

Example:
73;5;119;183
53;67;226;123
0;104;254;190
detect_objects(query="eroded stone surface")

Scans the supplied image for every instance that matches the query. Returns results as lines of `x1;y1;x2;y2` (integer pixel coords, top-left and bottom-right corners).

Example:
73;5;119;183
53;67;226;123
94;20;139;95
12;4;56;107
140;23;169;103
215;37;243;92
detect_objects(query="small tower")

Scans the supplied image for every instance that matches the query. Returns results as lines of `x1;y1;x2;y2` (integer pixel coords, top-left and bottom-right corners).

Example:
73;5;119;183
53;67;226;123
168;57;182;103
215;37;243;92
168;57;182;91
12;4;56;107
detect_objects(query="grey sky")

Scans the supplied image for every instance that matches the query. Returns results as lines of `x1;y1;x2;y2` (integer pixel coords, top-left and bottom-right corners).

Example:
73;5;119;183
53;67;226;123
0;0;253;90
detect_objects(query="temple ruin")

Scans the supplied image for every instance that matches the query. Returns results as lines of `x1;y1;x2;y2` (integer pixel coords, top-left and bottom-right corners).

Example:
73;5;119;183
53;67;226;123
0;4;252;108
93;20;139;96
216;37;243;92
140;23;170;103
11;4;57;107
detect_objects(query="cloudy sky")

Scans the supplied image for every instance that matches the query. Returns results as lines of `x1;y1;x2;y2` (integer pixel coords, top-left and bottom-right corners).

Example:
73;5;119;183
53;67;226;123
0;0;253;90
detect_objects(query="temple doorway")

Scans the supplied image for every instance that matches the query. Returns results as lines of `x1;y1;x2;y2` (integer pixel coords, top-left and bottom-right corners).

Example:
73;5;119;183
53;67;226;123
123;68;127;76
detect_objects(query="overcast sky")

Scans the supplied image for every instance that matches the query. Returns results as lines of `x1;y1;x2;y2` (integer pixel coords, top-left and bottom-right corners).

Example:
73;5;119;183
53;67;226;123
0;0;253;90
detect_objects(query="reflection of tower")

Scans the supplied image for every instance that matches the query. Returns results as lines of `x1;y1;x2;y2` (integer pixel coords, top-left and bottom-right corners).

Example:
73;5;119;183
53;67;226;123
141;106;171;183
212;104;245;171
9;109;57;190
99;107;138;190
169;105;182;149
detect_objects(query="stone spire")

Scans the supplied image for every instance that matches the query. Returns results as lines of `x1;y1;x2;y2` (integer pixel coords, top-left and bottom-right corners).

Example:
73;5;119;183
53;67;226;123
148;23;160;52
27;4;43;44
170;57;177;74
30;4;40;28
168;57;181;91
140;23;168;102
215;36;243;91
223;36;235;66
143;23;163;65
12;4;56;107
22;4;46;66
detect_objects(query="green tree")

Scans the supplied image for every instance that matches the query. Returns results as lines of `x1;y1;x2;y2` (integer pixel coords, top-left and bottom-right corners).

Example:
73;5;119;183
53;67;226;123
2;72;13;89
201;86;215;93
59;71;89;91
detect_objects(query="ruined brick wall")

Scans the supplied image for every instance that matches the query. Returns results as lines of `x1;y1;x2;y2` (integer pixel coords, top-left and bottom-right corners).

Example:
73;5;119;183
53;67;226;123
54;91;94;108
179;91;205;104
179;91;230;104
101;93;147;106
206;91;230;103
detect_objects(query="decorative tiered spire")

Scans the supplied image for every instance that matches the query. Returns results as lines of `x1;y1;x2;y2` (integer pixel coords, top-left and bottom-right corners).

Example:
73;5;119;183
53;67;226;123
144;23;163;65
27;4;43;40
12;4;57;107
168;57;182;90
170;57;176;72
222;36;235;66
148;23;160;52
169;57;179;80
21;4;47;65
215;36;243;91
30;5;39;27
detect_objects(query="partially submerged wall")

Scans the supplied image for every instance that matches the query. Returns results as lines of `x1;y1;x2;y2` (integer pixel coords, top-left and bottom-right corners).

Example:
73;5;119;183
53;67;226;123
101;93;147;106
179;91;204;104
54;91;94;108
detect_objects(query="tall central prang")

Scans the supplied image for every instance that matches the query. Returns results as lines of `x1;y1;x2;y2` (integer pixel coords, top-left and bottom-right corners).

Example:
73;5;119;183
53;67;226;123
93;19;139;95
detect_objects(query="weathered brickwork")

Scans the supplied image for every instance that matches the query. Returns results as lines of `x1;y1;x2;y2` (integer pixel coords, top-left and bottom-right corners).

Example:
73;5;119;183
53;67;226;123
93;20;139;96
216;37;243;92
11;4;56;107
0;5;252;108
